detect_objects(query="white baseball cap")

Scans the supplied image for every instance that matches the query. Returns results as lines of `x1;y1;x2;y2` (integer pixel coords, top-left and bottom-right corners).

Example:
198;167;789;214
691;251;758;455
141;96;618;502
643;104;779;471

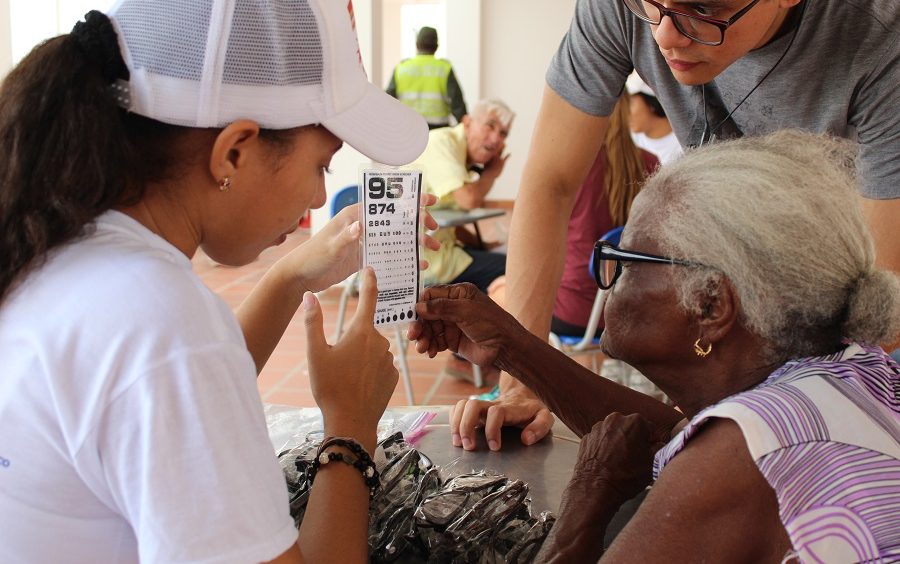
107;0;428;166
625;72;656;98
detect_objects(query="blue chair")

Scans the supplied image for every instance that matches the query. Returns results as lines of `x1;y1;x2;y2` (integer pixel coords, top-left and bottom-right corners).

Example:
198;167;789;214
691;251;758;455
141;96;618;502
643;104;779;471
548;226;624;374
330;185;416;404
331;183;360;217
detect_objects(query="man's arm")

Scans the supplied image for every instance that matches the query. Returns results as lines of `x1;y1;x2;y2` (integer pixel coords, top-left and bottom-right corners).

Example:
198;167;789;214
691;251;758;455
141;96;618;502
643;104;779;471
452;153;509;210
501;85;608;397
385;68;398;98
859;196;900;349
446;67;467;124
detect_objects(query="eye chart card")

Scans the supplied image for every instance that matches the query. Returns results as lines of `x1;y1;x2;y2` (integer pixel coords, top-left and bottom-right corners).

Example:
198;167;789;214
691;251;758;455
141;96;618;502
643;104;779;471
360;168;423;328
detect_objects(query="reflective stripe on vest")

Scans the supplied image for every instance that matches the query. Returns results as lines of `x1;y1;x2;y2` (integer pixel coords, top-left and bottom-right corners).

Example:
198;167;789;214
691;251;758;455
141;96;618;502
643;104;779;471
394;55;452;124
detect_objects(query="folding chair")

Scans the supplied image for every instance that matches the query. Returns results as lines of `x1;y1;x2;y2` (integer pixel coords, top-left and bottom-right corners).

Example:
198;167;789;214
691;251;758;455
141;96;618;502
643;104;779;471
330;185;416;404
548;226;624;374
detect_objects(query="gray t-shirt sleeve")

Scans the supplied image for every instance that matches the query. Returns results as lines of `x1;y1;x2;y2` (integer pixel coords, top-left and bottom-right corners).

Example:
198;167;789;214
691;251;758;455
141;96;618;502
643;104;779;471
852;34;900;199
546;0;636;117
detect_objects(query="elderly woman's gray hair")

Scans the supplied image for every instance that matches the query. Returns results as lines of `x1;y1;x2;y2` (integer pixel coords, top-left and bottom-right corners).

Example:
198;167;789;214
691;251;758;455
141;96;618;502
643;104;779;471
629;130;900;362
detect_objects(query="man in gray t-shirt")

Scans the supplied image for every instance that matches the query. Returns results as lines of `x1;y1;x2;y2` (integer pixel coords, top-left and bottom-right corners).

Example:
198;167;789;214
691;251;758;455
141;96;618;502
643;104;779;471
450;0;900;452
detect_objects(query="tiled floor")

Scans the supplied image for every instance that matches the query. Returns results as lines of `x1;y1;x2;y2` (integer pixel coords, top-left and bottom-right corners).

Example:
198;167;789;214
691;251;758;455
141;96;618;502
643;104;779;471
193;216;509;408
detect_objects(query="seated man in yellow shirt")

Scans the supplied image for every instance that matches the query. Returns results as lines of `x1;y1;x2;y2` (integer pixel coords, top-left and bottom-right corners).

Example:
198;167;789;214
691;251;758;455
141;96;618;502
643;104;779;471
413;99;514;292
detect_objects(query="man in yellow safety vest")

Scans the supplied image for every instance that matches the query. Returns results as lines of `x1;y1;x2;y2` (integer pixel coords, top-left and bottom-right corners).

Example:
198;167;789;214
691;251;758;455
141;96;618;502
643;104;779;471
386;27;467;129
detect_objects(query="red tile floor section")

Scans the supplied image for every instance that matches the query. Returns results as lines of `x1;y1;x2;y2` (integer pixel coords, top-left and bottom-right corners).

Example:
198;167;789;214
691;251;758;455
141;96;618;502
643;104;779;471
193;216;510;408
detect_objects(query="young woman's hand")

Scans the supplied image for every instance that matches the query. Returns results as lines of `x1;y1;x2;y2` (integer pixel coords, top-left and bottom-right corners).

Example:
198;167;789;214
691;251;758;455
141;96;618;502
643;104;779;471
282;194;440;293
302;268;397;452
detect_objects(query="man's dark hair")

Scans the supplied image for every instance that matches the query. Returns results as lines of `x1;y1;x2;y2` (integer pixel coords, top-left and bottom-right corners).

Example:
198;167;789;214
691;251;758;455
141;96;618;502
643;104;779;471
636;92;667;119
416;27;438;54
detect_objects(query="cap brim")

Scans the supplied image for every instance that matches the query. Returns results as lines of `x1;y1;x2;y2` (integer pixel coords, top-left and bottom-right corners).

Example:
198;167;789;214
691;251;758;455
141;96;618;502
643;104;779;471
322;83;429;166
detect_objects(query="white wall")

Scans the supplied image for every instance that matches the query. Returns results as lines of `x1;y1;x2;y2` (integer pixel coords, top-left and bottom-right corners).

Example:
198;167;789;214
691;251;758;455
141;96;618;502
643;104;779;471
0;0;10;78
445;0;480;107
479;0;577;201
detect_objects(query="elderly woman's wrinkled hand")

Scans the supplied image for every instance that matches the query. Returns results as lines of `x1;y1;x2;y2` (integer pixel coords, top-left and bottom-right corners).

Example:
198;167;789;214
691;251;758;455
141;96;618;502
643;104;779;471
408;283;515;368
572;413;670;504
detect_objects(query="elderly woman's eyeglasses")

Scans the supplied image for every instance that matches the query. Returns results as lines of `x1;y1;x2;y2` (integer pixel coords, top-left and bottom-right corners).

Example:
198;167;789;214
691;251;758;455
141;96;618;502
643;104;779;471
623;0;763;46
591;240;701;289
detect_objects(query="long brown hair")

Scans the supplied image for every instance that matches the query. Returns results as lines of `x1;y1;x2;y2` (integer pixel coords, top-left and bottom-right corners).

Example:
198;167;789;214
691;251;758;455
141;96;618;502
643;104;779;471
604;94;652;226
0;32;297;305
0;34;187;304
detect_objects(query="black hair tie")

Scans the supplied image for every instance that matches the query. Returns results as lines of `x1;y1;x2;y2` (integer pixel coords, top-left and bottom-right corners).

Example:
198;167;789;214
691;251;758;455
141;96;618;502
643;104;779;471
71;10;130;82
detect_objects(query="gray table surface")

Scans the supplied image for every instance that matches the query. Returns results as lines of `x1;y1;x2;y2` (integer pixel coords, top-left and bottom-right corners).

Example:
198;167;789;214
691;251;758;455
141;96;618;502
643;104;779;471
265;404;643;544
409;408;580;514
266;404;578;514
430;208;506;229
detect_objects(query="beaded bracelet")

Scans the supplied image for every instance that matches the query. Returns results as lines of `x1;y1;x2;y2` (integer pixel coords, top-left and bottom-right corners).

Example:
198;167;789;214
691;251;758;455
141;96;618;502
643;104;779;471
308;437;380;498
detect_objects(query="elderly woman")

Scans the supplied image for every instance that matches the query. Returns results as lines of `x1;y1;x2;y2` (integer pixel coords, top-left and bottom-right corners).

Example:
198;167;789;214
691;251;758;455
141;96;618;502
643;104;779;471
409;131;900;562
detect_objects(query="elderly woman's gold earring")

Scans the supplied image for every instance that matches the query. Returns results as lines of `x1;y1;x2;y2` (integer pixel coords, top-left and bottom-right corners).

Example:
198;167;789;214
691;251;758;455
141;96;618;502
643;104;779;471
693;338;712;357
218;176;232;192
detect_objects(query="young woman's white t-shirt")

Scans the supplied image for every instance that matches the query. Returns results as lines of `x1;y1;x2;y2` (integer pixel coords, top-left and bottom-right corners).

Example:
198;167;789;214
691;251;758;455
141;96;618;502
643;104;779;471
0;211;297;563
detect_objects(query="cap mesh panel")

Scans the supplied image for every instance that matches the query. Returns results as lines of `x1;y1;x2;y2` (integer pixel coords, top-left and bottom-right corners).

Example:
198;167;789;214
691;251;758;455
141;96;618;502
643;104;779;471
114;0;212;81
223;0;323;86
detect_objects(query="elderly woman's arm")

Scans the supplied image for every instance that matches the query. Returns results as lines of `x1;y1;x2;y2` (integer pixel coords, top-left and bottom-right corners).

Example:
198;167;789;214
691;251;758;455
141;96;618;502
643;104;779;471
411;284;683;436
541;417;793;563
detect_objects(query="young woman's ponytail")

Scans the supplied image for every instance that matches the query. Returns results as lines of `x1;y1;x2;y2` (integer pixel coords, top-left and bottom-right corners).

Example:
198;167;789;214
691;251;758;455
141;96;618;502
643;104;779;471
0;12;145;303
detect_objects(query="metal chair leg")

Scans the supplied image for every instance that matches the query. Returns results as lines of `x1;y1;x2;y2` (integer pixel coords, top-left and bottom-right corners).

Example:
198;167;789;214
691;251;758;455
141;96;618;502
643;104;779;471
332;273;357;343
393;326;414;404
472;364;484;388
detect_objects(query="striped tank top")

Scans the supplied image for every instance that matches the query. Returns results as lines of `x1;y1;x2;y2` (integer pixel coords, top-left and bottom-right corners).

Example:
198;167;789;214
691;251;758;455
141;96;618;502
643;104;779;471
654;343;900;563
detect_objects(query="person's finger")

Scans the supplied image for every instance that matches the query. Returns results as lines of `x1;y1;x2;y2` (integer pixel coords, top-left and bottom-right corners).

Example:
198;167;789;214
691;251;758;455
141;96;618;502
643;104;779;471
432;321;448;352
450;399;467;447
423;214;438;232
335;202;360;223
484;404;507;451
350;267;378;326
302;291;327;351
344;220;361;242
520;408;554;446
407;320;423;341
422;233;441;251
421;193;438;207
416;298;466;324
459;400;488;450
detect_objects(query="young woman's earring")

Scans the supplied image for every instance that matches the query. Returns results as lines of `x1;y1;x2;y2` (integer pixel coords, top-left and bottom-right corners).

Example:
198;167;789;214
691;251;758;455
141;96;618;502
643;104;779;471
218;176;232;192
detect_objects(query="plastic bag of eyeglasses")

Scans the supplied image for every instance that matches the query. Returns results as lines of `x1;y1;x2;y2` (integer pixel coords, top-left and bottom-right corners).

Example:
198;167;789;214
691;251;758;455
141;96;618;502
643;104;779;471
276;437;322;527
412;472;515;558
266;405;436;457
480;511;556;563
369;433;442;562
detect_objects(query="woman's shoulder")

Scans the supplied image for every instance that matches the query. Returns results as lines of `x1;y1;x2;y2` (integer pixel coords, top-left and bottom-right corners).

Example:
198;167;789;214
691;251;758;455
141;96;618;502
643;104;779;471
656;344;900;476
4;213;243;359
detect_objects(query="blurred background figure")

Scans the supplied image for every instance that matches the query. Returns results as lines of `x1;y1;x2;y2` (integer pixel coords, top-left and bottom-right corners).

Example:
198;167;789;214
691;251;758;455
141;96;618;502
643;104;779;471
413;98;514;386
552;94;658;338
386;26;467;130
626;74;683;165
414;99;513;294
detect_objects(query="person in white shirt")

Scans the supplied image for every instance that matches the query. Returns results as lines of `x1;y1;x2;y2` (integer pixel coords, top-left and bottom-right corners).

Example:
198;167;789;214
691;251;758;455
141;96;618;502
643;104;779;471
0;2;437;563
626;74;684;165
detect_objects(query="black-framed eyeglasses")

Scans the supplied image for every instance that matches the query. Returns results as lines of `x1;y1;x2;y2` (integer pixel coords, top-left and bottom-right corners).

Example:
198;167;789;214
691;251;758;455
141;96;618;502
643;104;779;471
623;0;763;46
591;240;702;290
